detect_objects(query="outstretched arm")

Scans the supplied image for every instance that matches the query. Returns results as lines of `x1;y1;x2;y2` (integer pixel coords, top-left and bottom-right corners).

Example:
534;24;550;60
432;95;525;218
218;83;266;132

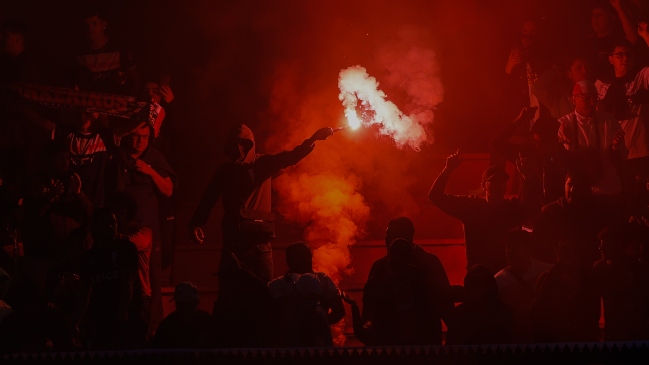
255;127;336;181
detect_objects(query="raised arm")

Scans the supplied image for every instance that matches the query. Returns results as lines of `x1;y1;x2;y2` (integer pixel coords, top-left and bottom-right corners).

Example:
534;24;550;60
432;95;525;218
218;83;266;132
612;0;639;45
254;127;336;181
427;150;472;219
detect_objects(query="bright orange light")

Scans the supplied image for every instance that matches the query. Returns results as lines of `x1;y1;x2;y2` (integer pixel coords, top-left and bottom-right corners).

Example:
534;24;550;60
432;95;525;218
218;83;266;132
344;109;361;130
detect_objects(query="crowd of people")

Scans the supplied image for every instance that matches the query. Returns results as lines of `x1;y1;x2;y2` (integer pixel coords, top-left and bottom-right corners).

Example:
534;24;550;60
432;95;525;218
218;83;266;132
2;0;649;354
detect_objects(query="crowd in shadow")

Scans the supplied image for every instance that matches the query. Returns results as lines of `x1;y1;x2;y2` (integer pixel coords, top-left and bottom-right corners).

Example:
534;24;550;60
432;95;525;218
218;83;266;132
3;0;649;353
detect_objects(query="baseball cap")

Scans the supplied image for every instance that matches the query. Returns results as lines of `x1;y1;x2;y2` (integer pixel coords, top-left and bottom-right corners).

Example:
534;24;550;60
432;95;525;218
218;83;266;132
170;281;199;303
482;165;509;184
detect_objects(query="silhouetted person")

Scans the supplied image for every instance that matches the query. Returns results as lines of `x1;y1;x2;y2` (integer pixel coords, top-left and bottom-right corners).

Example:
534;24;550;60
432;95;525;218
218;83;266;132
490;106;563;207
21;141;92;267
268;241;344;346
529;239;601;343
114;123;175;334
361;221;454;346
532;171;625;266
152;282;212;349
429;151;536;274
0;277;70;354
107;192;153;342
278;273;333;347
593;223;649;340
494;229;553;343
70;3;139;95
188;125;335;291
78;207;144;350
445;264;513;345
532;53;592;120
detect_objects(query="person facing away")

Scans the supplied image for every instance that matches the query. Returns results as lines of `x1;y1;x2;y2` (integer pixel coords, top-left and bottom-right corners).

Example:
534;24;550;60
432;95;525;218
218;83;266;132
445;264;514;345
428;151;538;275
494;228;553;343
529;238;601;343
152;281;212;349
268;242;344;346
592;223;649;341
78;207;144;350
107;192;153;342
188;124;335;289
361;217;454;346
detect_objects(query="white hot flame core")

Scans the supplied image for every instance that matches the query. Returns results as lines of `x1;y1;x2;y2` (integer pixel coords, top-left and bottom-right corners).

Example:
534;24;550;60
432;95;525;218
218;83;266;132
338;65;428;150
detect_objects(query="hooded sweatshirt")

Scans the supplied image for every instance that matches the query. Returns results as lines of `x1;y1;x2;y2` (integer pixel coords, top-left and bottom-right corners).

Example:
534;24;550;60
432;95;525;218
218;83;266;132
190;124;314;248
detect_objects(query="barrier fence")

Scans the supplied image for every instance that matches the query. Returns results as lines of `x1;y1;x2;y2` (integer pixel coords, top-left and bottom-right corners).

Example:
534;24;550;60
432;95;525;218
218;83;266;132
2;341;648;365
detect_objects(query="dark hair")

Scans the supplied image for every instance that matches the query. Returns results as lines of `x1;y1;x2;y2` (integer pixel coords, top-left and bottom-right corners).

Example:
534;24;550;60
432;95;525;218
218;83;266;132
80;2;109;21
592;0;618;16
388;238;416;261
387;217;415;242
464;264;499;299
559;51;589;72
505;228;533;251
610;39;634;55
286;241;312;272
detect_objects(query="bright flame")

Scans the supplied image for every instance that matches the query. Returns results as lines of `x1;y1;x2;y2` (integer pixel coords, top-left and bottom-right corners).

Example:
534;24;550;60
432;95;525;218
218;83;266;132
344;109;362;130
338;64;439;151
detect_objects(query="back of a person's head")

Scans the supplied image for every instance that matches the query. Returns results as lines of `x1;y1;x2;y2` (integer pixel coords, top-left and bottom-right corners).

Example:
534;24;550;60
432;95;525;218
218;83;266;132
505;228;533;253
285;241;312;274
295;273;321;300
505;228;535;268
172;281;200;310
385;217;415;247
388;238;416;273
464;264;498;301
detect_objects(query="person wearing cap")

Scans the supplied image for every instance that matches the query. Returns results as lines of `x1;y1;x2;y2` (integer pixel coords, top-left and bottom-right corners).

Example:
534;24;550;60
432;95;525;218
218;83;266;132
429;151;535;275
152;281;212;348
558;79;626;197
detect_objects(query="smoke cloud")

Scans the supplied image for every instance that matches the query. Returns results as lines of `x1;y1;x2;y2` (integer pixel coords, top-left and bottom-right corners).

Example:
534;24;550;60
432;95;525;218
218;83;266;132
339;26;443;151
191;0;447;346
